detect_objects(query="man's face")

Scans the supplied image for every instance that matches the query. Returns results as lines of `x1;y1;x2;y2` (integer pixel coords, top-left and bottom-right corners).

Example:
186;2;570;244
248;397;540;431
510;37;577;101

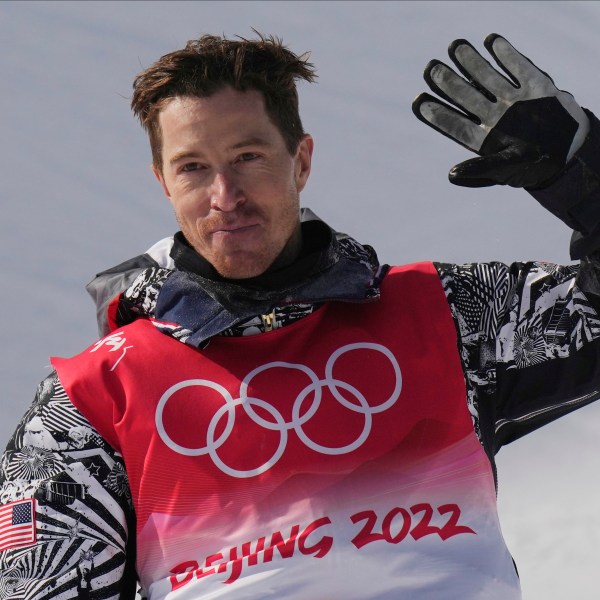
153;87;313;279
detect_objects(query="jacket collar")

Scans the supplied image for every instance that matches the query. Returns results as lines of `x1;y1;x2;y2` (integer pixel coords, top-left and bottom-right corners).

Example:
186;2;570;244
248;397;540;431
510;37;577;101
89;208;385;348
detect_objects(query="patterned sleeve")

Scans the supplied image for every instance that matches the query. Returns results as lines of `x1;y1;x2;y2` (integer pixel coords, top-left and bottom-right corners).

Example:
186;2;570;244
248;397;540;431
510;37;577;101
0;372;137;599
436;261;600;462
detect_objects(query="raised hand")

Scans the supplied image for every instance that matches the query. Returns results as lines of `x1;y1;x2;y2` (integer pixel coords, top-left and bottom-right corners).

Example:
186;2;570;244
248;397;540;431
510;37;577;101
413;34;589;188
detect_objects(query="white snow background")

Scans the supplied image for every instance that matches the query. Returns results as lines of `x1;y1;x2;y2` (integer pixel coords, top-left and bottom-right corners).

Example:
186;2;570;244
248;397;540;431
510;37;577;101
1;1;600;597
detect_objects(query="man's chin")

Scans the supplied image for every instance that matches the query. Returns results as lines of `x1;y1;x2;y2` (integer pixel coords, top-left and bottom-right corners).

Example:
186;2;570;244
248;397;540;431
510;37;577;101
213;258;271;281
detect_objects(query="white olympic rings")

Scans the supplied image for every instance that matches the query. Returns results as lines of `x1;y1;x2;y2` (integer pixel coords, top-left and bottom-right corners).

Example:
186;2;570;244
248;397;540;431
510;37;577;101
155;343;402;478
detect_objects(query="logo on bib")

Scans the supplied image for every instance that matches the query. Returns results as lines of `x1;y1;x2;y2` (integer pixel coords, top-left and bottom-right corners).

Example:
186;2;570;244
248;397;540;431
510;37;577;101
155;343;401;478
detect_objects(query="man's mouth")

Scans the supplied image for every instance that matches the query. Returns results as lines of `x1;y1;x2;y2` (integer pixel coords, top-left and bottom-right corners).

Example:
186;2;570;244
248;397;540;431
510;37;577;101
212;223;259;235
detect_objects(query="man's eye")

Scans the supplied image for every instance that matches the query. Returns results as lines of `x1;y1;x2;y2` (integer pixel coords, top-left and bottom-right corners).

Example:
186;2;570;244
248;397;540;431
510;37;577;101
181;163;201;172
238;153;258;162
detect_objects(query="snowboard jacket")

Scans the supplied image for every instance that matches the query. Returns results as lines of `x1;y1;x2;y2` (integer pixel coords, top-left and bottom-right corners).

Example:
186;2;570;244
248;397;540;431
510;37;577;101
2;113;600;599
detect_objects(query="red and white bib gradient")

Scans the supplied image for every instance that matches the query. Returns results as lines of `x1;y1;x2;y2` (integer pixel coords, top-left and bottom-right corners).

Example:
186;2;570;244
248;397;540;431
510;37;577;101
54;263;520;599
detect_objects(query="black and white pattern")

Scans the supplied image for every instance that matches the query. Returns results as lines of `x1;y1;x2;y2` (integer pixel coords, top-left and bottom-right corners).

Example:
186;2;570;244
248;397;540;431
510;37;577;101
219;303;320;336
496;264;600;366
437;260;600;450
115;267;172;329
437;262;515;439
0;373;135;599
336;236;383;301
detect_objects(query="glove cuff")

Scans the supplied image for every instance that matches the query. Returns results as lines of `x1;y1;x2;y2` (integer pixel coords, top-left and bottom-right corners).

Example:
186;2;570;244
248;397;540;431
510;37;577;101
527;109;600;258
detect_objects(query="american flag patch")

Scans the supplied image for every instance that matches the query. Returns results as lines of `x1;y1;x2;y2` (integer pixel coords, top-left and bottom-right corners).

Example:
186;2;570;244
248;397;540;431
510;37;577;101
0;499;36;551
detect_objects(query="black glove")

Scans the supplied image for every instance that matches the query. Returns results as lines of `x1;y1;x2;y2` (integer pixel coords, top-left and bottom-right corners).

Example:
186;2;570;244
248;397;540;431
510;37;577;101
412;34;589;189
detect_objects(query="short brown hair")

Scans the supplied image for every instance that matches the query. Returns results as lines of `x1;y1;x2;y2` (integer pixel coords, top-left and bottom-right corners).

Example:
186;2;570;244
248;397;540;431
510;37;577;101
131;32;317;171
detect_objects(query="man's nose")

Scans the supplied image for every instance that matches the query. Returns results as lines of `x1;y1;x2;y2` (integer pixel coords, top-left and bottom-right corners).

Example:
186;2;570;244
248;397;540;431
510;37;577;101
210;170;245;211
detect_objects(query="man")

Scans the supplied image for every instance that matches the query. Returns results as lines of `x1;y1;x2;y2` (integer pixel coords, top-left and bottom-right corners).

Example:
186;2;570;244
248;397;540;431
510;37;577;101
0;32;599;599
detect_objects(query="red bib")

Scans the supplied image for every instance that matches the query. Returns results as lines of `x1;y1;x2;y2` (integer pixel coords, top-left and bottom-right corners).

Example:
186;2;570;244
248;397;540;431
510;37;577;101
53;263;520;599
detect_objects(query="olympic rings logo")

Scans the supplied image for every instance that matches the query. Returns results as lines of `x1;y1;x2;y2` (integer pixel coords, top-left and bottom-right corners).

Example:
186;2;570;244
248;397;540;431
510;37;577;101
155;343;402;479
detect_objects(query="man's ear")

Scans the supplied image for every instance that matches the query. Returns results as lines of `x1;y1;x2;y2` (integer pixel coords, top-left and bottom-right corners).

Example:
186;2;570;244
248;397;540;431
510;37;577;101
152;164;171;200
295;134;314;193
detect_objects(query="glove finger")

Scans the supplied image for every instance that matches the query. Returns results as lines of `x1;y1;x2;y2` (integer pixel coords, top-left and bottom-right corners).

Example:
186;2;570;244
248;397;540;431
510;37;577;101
484;34;556;96
424;60;492;122
412;92;486;153
449;39;516;100
485;34;589;159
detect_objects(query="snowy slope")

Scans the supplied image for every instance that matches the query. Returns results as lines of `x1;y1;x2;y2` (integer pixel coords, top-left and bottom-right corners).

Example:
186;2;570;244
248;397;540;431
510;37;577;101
1;1;600;597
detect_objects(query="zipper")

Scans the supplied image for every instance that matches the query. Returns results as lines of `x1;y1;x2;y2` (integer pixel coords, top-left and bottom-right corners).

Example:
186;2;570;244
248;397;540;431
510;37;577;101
261;309;276;332
495;388;600;434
